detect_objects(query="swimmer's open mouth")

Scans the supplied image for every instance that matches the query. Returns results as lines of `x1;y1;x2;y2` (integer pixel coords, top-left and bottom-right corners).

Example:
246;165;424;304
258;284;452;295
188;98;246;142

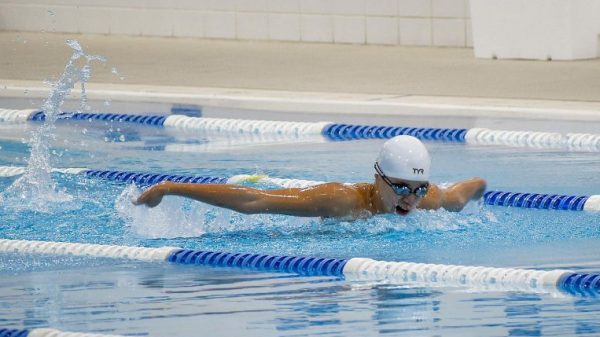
395;205;409;216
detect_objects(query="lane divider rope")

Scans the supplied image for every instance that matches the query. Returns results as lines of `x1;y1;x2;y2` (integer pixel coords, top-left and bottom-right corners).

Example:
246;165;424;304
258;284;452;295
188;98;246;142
2;109;599;150
465;128;600;151
483;191;593;211
1;166;598;212
0;328;125;337
0;238;598;296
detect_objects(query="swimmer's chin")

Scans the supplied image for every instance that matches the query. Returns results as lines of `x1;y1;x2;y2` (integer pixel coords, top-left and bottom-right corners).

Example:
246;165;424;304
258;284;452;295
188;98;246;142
395;205;411;216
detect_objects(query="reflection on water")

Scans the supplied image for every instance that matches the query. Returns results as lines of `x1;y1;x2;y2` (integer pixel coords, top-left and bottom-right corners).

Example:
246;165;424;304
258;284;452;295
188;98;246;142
0;261;599;337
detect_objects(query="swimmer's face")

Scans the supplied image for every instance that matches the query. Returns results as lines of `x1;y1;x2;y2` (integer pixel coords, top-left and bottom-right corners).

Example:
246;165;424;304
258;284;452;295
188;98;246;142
375;175;429;216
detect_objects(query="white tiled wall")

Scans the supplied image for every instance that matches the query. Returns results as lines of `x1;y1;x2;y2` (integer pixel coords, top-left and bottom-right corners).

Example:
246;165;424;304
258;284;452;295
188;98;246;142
172;11;205;38
399;18;431;46
269;14;300;41
432;0;467;17
398;0;432;17
204;12;236;39
432;18;466;46
333;16;365;44
366;17;398;45
366;0;398;16
0;0;472;47
237;12;269;40
267;0;301;13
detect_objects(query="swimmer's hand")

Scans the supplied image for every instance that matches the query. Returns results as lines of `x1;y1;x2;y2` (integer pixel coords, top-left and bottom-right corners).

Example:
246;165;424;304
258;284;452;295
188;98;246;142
133;183;168;208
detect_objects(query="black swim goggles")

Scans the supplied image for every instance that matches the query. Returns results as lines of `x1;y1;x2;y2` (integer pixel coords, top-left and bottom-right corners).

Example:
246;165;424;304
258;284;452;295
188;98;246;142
374;163;429;198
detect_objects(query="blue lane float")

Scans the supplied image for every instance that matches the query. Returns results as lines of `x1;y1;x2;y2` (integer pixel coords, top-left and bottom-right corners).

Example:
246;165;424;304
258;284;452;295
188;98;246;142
84;169;227;185
484;191;590;211
28;111;168;126
0;328;125;337
2;108;599;150
168;249;347;276
0;238;598;297
0;329;29;337
322;123;467;142
0;166;599;212
560;273;600;297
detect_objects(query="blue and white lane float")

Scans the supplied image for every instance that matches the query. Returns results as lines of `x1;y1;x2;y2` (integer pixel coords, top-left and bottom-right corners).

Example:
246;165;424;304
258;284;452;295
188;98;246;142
0;238;598;296
0;328;124;337
0;166;599;212
1;108;599;151
483;191;599;212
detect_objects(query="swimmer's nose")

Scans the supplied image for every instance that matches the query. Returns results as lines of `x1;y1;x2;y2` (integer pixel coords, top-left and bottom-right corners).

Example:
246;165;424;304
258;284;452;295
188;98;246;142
402;194;419;207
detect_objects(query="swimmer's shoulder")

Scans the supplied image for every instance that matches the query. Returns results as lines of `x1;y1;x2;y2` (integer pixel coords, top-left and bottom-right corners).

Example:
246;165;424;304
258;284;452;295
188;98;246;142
314;182;372;191
345;183;375;203
349;182;373;193
418;182;443;210
322;182;373;216
310;182;372;200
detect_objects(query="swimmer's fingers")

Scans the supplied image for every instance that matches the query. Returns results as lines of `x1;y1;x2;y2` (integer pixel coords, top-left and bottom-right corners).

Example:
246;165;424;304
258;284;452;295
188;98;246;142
133;185;164;207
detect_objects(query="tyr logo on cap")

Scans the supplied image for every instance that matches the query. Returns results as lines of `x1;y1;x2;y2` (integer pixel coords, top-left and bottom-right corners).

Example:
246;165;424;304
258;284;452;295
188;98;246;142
413;168;424;174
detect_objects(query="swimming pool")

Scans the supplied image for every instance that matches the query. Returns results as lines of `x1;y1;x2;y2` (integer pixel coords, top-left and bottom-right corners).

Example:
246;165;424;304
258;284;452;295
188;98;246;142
1;93;600;337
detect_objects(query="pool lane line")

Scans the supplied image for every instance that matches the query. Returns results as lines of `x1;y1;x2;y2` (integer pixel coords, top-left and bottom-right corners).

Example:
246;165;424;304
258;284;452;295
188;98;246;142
0;328;125;337
1;166;599;212
0;238;598;297
2;108;599;151
483;191;596;212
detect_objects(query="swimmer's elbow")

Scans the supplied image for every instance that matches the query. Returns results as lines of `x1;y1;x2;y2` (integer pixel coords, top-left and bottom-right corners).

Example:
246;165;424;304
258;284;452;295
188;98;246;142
442;178;487;212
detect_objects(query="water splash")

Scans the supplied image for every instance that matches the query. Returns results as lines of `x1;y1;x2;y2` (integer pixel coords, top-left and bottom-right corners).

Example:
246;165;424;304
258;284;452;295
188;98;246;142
0;40;105;213
111;66;125;81
116;184;204;238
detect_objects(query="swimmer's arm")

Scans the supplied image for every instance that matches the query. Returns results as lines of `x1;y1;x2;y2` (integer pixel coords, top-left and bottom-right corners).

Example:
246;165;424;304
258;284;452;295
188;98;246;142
419;177;487;212
134;182;360;218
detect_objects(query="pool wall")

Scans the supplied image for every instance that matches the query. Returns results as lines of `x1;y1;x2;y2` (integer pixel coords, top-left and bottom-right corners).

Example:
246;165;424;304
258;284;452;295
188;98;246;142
0;0;472;48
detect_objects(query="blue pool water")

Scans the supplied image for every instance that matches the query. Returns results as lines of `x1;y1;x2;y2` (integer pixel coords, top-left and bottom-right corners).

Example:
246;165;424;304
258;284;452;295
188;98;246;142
0;102;599;336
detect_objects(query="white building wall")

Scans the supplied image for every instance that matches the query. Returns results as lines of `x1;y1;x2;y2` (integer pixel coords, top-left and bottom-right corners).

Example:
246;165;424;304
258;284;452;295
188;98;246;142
0;0;472;47
470;0;600;60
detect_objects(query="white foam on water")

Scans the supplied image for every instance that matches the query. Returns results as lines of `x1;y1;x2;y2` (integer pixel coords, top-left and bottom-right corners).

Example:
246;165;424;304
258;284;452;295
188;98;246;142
116;184;207;239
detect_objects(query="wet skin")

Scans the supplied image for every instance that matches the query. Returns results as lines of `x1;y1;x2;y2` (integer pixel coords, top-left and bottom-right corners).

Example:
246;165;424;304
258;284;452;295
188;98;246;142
134;175;486;220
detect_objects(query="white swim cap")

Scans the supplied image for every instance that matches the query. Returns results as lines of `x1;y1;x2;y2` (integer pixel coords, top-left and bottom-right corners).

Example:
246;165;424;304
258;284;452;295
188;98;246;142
375;135;431;181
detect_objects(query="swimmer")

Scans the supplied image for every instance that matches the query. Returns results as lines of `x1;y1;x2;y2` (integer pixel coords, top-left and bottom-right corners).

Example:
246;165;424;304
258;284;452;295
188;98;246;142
134;135;486;219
